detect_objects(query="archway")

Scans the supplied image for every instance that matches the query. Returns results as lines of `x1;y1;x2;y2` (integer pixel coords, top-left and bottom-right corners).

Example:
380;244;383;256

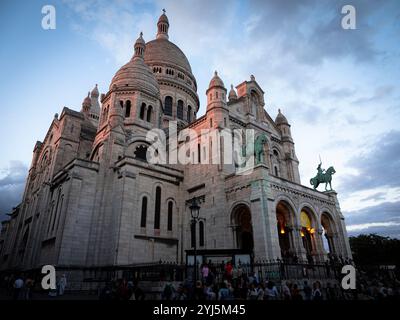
232;204;254;252
300;208;317;263
276;200;296;262
321;212;337;255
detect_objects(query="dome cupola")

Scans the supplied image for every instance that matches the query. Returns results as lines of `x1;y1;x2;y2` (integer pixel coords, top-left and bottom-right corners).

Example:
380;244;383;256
157;9;169;40
275;109;289;125
109;32;160;97
228;84;237;101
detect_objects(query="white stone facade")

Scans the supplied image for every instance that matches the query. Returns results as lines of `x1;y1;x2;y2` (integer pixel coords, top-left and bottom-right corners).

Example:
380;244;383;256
0;13;352;278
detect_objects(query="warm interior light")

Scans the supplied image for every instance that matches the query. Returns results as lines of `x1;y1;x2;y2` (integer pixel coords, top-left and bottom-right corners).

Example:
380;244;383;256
280;228;285;234
310;228;315;234
301;231;305;237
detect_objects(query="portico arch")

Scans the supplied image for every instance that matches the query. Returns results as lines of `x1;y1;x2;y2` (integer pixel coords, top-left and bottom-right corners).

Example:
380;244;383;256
231;204;254;253
299;207;318;263
276;200;297;262
321;212;338;255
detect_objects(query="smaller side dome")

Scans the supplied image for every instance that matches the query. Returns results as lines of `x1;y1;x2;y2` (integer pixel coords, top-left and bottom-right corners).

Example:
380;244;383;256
275;109;289;125
109;32;160;97
228;84;237;101
82;92;91;108
91;84;99;98
208;71;225;89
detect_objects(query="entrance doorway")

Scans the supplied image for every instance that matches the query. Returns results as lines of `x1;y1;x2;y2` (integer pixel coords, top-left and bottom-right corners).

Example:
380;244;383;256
232;204;254;253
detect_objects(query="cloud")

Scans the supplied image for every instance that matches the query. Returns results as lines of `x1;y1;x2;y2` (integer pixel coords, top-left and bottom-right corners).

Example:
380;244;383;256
318;86;356;99
352;85;395;105
338;130;400;193
0;161;27;222
344;200;400;239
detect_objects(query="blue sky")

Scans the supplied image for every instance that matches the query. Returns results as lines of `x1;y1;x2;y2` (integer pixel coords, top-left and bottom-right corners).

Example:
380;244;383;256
0;0;399;237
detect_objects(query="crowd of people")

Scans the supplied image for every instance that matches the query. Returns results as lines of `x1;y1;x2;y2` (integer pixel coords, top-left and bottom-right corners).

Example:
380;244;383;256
1;261;399;300
159;261;400;301
0;273;67;300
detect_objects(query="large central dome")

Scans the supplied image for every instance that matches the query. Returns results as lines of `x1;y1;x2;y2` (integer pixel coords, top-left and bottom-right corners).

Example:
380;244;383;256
144;38;192;74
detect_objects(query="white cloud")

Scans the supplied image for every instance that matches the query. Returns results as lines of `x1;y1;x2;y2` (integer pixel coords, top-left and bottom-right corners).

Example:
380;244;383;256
347;221;400;232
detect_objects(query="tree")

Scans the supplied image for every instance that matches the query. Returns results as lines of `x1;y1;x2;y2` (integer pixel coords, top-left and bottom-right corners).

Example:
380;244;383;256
349;234;400;267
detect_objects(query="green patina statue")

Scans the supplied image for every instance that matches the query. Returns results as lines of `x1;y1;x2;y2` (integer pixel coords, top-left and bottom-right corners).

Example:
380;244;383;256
310;162;336;191
254;134;268;164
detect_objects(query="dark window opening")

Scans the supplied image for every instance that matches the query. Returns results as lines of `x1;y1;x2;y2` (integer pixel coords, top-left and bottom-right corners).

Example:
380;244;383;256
177;100;184;120
167;201;173;231
134;145;148;162
164;96;172;116
154;187;161;229
125;100;131;117
140;197;147;228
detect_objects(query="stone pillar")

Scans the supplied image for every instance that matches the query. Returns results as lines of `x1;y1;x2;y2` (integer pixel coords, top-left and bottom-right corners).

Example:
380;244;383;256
314;228;327;263
292;226;307;261
250;165;281;260
326;191;352;260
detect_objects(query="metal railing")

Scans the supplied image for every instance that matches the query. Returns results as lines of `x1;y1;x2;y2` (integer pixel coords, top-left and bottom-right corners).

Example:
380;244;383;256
112;260;344;284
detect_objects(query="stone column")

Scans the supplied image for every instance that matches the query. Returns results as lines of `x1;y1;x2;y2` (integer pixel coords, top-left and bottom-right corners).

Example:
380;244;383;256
250;165;281;260
314;228;327;263
292;226;307;262
326;191;352;260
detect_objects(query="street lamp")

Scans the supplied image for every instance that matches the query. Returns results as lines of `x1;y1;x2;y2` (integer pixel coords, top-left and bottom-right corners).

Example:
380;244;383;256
189;197;201;287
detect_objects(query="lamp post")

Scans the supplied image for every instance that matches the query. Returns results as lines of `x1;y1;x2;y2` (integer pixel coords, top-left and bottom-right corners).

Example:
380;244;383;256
189;197;201;287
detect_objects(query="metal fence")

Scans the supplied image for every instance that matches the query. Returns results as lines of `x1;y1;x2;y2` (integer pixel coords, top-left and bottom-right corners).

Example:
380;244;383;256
114;260;343;284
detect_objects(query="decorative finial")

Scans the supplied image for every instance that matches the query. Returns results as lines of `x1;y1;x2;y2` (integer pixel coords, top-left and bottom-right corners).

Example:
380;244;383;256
140;31;143;38
87;91;90;97
250;74;255;81
278;108;281;113
214;70;218;76
231;84;234;89
162;8;166;14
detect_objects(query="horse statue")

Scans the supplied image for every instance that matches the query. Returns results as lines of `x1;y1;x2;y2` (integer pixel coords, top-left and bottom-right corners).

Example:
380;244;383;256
254;134;267;164
310;164;336;191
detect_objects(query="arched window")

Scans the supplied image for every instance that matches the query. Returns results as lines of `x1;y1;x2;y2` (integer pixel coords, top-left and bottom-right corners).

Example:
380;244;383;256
140;197;147;228
140;103;146;120
177;100;184;120
164;96;172;116
199;221;205;247
125;100;131;118
274;166;279;177
154;187;161;229
134;145;148;162
197;143;201;163
147;105;152;122
187;105;192;122
167;201;173;231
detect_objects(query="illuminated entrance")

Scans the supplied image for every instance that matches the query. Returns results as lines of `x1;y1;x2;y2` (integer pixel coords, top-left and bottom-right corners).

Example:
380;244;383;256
276;201;295;261
300;210;316;263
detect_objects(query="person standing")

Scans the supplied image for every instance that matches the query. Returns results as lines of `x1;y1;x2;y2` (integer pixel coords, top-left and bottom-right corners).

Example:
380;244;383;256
58;274;67;296
264;281;279;300
303;281;312;300
312;281;323;301
13;275;24;300
201;264;209;282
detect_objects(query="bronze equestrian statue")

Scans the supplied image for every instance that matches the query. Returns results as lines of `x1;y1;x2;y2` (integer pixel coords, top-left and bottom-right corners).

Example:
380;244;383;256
310;162;336;191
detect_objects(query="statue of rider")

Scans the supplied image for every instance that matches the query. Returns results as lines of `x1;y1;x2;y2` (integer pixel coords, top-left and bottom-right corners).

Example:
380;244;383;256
317;162;325;180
